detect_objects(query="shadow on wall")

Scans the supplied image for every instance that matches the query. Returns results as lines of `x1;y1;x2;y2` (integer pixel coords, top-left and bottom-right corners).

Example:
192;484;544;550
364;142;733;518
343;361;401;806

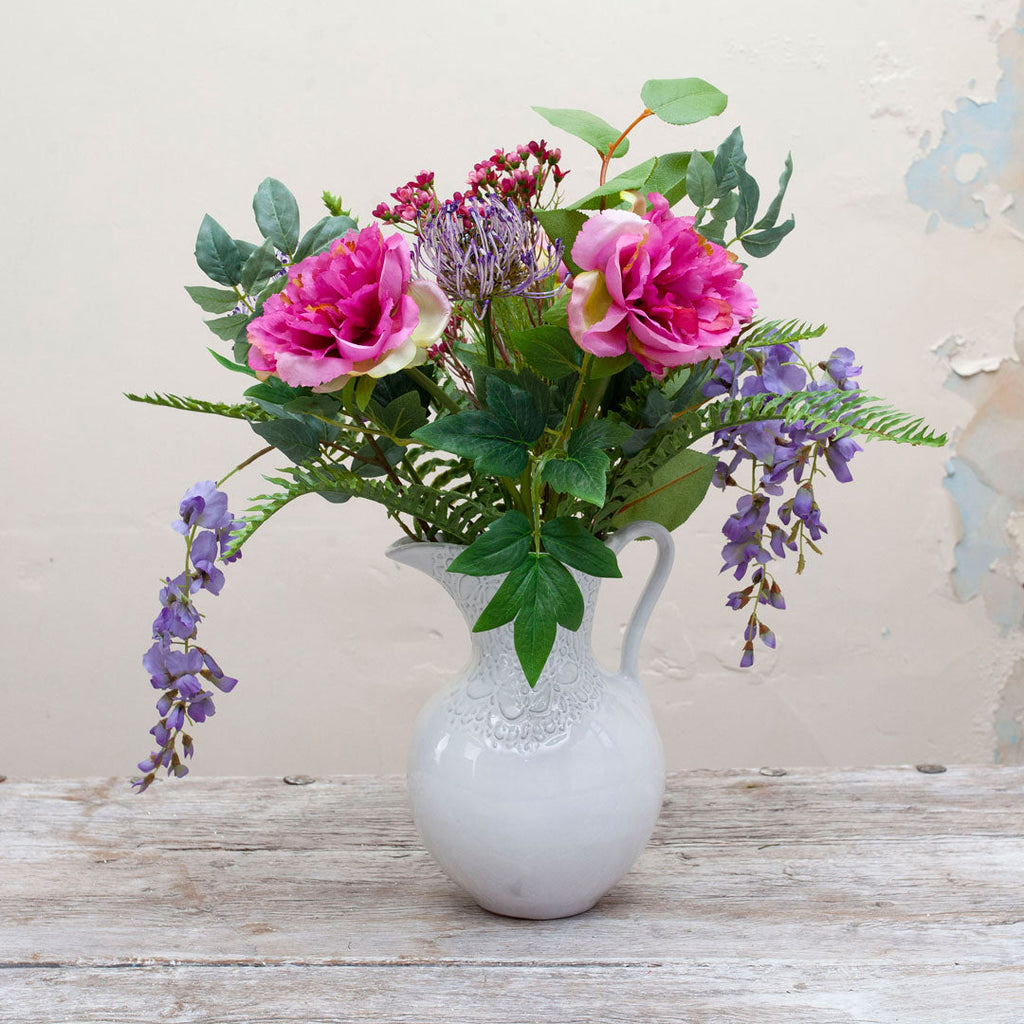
908;8;1024;763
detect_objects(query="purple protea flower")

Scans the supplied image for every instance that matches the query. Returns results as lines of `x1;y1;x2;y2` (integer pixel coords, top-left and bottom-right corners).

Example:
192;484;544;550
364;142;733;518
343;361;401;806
415;195;563;315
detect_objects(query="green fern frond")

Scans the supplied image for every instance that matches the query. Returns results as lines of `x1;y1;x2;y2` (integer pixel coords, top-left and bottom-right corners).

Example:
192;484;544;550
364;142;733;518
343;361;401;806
675;388;945;451
227;462;500;554
125;392;270;421
738;318;828;349
599;388;946;527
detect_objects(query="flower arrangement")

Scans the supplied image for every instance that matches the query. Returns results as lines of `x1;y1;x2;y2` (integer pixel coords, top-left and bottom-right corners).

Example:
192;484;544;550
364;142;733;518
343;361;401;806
130;78;945;790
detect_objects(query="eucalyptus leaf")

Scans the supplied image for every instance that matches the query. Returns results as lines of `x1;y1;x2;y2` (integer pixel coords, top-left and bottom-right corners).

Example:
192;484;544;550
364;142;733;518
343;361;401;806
712;127;747;197
253;177;300;256
208;347;257;377
185;285;240;314
240;237;282;294
740;215;796;258
204;314;250;341
293;214;358;261
640;78;728;126
685;150;717;209
195;215;242;287
753;152;793;231
734;168;760;237
531;106;629;158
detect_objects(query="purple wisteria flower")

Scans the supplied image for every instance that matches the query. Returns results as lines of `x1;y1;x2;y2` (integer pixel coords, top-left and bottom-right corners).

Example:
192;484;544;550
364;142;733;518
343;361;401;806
132;482;240;792
705;340;864;666
415;195;563;315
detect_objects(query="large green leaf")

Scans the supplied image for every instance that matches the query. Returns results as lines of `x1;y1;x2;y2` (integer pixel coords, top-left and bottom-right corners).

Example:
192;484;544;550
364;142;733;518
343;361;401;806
374;391;428;441
412;378;544;477
568;157;658;210
642;151;697;207
473;552;584;685
540;517;621;578
531;106;630;158
610;448;718;531
541;420;628;507
448;511;533;577
640;78;728;126
253;177;300;256
511;325;581;381
534;208;588;275
293;214;358;261
195;215;242;287
249;417;325;464
712;127;747;197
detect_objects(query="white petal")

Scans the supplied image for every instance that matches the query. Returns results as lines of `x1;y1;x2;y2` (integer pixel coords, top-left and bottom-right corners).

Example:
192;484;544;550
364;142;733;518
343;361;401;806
407;279;451;345
367;337;418;378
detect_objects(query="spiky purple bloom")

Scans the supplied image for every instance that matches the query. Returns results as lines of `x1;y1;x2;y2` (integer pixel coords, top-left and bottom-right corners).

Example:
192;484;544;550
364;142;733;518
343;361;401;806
133;482;241;793
415;195;563;315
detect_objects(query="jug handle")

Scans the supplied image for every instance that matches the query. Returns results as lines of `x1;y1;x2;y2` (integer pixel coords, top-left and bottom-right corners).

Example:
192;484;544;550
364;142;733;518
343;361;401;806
604;520;675;682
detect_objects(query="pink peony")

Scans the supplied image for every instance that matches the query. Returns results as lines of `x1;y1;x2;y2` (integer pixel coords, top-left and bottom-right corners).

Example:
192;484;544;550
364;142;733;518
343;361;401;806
246;225;450;392
566;193;756;376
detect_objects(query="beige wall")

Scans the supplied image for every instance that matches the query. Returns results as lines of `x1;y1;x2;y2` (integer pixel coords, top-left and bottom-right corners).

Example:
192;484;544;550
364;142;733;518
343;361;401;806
3;0;1022;779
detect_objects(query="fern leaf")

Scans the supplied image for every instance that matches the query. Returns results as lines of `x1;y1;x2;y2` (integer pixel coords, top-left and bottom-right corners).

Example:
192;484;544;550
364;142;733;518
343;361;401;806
738;317;828;349
227;462;500;555
125;392;270;421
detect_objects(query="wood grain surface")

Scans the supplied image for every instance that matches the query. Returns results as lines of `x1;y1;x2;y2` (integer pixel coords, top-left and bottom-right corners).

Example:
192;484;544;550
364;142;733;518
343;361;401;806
3;768;1022;1022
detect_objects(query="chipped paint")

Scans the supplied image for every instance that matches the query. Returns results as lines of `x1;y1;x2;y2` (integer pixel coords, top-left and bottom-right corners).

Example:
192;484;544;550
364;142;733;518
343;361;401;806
907;9;1024;231
916;8;1024;761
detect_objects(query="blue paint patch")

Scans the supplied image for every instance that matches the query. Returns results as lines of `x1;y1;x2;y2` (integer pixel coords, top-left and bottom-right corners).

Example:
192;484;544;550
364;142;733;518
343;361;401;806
907;9;1024;229
942;457;1012;601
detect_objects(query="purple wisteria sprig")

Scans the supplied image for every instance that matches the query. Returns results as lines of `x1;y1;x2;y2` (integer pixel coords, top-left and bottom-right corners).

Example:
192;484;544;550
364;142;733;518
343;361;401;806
704;333;865;666
132;481;241;792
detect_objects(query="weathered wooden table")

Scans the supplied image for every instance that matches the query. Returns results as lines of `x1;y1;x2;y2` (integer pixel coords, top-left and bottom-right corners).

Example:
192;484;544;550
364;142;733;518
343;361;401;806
3;767;1022;1023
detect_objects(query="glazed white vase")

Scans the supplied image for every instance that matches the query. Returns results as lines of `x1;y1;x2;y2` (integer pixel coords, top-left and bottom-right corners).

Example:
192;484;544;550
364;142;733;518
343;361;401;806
387;520;674;920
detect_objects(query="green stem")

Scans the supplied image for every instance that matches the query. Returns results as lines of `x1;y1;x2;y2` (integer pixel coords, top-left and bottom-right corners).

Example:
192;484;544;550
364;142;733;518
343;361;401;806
482;309;496;368
404;367;461;415
218;446;274;488
556;353;594;449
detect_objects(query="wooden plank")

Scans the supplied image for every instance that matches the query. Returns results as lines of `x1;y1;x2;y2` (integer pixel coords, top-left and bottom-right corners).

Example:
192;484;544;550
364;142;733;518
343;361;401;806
4;963;1024;1024
2;769;1023;1021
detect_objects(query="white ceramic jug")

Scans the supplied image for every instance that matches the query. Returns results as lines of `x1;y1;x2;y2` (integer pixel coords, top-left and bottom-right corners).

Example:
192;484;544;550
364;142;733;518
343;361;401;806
387;520;674;919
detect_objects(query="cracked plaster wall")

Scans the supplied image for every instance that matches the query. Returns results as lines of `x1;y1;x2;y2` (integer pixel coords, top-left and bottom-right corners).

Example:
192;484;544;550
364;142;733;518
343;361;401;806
910;9;1024;762
1;0;1021;776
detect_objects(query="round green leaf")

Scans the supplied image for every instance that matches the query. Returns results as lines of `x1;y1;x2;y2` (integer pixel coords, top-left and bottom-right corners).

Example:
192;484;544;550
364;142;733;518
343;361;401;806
640;78;728;126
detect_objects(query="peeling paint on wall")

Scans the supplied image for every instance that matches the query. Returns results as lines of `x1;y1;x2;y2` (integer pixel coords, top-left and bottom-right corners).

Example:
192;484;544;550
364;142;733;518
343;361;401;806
907;8;1024;232
913;8;1024;762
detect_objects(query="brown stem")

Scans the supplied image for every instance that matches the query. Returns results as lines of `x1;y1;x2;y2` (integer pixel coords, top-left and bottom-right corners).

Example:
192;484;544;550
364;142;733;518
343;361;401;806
599;108;654;186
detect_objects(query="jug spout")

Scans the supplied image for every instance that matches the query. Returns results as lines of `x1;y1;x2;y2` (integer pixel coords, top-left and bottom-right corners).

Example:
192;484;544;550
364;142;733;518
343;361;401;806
385;538;463;585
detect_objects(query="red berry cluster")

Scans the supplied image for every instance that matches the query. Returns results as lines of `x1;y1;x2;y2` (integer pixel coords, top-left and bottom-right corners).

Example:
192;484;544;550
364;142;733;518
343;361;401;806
373;142;568;227
463;140;567;209
372;171;438;226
